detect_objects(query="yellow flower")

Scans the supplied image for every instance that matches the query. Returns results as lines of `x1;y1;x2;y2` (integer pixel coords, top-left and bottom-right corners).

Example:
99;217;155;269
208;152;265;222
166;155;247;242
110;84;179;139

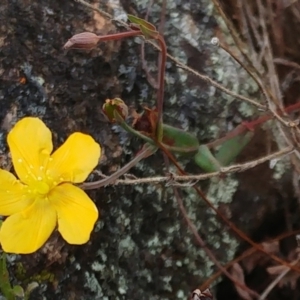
0;117;101;254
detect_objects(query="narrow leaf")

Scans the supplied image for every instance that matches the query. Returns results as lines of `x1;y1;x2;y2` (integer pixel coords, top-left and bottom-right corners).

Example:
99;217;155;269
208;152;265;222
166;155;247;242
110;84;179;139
194;145;222;172
127;14;159;39
162;124;199;154
127;14;157;31
215;132;254;166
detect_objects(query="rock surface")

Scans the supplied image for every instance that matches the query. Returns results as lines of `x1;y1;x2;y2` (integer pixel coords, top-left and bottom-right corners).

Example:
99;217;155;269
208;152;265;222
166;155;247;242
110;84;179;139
0;0;297;299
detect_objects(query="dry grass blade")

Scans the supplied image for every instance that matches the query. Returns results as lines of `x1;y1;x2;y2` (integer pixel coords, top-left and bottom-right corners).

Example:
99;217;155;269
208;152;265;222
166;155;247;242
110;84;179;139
230;263;254;300
172;187;259;299
260;258;300;299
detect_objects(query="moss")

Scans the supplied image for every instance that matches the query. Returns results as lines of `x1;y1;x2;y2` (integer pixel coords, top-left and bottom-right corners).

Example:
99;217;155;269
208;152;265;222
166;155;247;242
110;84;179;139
28;270;55;285
15;262;27;281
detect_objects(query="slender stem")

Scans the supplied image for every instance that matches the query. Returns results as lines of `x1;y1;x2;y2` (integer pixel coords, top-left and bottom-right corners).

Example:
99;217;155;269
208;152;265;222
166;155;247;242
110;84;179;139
207;101;300;149
156;141;300;273
81;144;156;190
173;187;260;298
97;30;142;42
84;146;292;186
200;229;300;290
116;117;154;145
156;35;167;137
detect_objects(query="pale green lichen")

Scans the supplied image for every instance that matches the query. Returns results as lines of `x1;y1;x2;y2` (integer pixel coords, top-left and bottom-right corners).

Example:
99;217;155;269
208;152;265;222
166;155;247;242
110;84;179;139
118;236;136;257
118;277;127;295
177;290;185;298
84;272;103;298
207;176;239;205
272;157;291;180
162;276;172;292
91;261;106;273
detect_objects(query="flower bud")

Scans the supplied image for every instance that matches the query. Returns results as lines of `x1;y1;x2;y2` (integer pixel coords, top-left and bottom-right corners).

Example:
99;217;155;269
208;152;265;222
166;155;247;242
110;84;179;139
63;32;100;50
102;98;128;123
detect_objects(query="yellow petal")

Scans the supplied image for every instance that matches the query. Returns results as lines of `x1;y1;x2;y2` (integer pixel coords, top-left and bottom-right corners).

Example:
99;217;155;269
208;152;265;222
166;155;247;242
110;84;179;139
8;117;53;185
0;169;33;215
0;198;57;254
48;132;101;183
49;183;98;244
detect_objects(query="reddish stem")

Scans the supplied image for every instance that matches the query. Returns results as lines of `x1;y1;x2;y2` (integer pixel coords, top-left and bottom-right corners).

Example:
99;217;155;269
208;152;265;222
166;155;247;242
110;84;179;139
97;28;166;140
156;35;167;131
97;30;142;42
207;101;300;148
156;140;300;274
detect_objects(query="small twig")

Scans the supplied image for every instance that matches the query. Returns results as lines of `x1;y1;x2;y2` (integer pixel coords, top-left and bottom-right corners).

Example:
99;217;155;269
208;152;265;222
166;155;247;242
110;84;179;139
210;0;258;77
217;41;272;110
157;142;300;274
155;35;167;133
82;146;293;188
256;0;285;122
259;257;300;300
141;0;158;89
74;0;265;109
75;0;113;20
173;187;260;299
141;42;158;89
81;144;155;190
200;230;300;290
240;3;262;74
174;53;265;109
274;58;300;71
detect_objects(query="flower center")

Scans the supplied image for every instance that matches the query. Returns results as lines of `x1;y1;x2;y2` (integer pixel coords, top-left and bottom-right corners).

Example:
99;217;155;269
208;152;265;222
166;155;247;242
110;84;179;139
34;181;50;195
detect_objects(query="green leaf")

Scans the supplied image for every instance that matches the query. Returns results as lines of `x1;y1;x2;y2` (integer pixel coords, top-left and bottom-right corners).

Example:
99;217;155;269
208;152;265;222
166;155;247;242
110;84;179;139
0;253;15;300
12;285;24;297
162;124;199;154
194;145;222;172
139;26;159;39
215;131;254;166
127;15;156;31
26;282;39;294
127;14;159;39
24;282;39;300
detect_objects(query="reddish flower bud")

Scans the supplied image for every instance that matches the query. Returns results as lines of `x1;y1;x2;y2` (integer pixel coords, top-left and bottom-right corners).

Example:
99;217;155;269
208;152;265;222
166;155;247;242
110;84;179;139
102;98;128;123
63;32;100;50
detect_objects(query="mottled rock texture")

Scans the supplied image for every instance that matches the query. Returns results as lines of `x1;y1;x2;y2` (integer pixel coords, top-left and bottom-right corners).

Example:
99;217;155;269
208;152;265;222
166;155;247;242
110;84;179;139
0;0;298;300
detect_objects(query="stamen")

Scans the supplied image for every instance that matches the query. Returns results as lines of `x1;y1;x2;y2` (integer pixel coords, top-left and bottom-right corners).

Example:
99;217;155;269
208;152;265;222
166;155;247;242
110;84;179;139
37;176;42;181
